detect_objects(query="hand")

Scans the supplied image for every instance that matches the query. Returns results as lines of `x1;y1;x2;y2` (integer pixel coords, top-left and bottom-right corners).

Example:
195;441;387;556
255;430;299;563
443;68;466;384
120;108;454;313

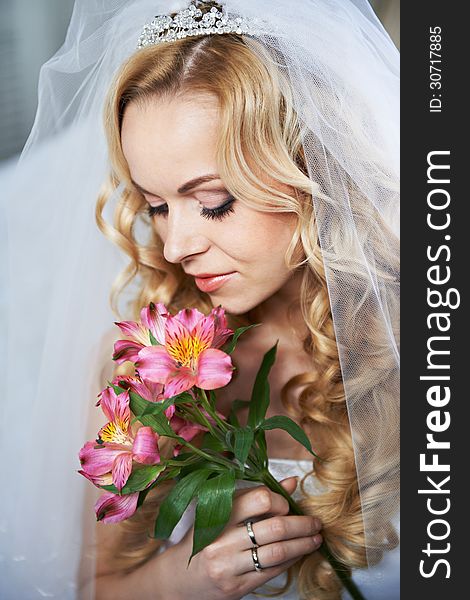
166;476;322;600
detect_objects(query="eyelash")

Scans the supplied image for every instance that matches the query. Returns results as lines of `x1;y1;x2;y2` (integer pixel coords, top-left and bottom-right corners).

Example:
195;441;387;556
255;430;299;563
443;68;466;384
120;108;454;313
146;196;236;221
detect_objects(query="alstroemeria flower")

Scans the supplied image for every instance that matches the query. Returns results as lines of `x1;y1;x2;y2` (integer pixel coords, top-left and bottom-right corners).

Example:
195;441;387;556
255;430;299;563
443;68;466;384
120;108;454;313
109;374;175;420
136;306;234;395
169;404;228;456
170;415;207;457
113;302;169;364
79;387;160;492
95;491;139;523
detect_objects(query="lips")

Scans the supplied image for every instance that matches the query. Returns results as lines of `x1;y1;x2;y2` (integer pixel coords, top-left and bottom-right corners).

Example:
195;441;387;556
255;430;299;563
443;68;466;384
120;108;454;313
193;272;236;293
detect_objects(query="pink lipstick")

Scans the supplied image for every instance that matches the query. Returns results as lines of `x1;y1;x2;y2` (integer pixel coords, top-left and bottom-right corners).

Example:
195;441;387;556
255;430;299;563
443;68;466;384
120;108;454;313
194;272;236;293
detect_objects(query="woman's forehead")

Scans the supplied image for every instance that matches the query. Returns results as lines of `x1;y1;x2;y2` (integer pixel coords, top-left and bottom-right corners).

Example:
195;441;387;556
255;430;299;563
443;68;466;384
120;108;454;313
121;95;221;193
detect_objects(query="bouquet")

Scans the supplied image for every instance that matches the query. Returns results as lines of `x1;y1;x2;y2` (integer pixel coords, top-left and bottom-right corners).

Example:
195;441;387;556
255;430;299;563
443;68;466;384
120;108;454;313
78;302;365;599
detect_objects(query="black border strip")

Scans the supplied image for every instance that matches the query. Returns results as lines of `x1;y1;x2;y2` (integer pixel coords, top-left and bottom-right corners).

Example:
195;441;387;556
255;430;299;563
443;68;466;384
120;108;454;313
401;1;466;596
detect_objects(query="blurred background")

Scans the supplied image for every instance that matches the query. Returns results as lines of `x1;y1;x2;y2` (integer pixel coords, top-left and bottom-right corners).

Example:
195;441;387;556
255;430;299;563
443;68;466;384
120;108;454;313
0;0;399;163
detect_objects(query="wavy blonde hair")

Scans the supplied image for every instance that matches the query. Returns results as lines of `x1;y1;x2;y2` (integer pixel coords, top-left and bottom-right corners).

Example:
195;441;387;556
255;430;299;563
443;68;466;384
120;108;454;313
95;25;399;600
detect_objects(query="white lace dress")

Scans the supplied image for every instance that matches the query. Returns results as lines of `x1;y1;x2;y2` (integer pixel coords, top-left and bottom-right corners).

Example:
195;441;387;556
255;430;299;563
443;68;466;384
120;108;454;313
164;458;400;599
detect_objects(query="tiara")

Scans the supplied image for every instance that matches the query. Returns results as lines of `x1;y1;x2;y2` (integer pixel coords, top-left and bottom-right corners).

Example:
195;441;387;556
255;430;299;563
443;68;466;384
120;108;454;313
137;1;268;48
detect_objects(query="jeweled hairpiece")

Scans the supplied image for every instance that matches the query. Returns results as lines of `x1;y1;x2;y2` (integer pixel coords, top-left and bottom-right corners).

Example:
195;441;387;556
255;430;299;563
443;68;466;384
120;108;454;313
137;1;268;48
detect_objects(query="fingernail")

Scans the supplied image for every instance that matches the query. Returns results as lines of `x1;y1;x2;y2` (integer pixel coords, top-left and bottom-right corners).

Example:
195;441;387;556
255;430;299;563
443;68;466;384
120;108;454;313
312;534;323;545
280;476;299;488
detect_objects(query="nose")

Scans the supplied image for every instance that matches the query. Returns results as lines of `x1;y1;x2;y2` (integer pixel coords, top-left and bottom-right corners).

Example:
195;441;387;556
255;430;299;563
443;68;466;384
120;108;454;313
162;205;210;264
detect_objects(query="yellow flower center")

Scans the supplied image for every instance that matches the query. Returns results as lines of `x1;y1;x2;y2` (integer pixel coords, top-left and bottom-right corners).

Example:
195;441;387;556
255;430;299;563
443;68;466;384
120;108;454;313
99;418;129;444
166;334;208;369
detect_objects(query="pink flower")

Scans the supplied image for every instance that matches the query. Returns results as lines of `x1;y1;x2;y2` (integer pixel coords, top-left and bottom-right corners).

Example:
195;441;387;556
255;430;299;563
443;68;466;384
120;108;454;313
170;415;207;457
113;302;169;364
95;491;139;523
110;374;175;420
136;306;234;395
79;387;160;492
168;405;227;456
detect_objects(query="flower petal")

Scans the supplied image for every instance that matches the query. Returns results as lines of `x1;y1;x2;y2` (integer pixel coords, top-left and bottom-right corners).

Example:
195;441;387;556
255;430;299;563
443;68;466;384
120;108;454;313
170;417;206;456
175;307;205;333
136;345;175;383
196;348;234;389
98;388;130;425
79;441;128;476
164;404;175;420
132;426;160;465
178;422;206;442
164;314;191;349
114;320;149;345
120;377;165;403
78;469;113;488
112;339;144;364
164;368;196;396
141;302;168;345
95;491;139;523
191;314;215;349
210;306;233;348
98;420;128;444
112;452;133;491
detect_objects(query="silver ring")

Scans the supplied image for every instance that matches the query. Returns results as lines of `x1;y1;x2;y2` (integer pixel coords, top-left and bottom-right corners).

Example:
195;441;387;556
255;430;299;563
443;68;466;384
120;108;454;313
251;546;263;572
245;520;259;546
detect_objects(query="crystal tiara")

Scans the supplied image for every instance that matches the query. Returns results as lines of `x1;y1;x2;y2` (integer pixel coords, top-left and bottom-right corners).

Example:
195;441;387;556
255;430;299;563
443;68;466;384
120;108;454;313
137;1;268;48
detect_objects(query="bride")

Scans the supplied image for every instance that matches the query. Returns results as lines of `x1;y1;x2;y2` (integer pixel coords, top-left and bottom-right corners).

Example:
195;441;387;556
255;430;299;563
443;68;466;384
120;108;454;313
0;1;399;599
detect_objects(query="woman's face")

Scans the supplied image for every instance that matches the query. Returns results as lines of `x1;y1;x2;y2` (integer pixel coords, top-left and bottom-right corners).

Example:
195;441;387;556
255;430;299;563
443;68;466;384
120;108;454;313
121;94;299;315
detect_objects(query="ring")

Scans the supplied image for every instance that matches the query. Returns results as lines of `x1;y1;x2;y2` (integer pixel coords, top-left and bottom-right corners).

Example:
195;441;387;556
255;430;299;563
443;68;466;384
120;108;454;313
245;520;259;546
251;546;263;572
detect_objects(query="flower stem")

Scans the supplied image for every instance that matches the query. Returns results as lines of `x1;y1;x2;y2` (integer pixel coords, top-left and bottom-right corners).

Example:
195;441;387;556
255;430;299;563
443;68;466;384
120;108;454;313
261;470;366;600
184;405;219;438
181;440;234;470
199;388;230;433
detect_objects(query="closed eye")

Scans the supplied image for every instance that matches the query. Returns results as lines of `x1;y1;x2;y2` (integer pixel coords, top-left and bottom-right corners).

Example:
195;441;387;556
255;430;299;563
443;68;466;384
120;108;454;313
147;195;236;222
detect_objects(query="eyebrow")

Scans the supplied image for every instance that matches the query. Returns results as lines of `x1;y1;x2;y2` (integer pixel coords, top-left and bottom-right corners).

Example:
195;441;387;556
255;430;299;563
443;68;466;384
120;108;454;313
131;174;221;197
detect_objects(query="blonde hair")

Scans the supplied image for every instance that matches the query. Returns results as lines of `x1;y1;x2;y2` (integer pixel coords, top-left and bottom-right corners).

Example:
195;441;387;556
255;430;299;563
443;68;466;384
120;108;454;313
95;28;399;600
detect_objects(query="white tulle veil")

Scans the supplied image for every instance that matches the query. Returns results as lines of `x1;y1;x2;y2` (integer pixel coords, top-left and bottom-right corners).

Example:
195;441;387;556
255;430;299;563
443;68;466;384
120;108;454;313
0;1;399;597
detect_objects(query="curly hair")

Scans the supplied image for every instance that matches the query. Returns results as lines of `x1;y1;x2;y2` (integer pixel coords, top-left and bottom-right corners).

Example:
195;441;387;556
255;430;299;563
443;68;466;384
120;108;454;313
94;25;399;600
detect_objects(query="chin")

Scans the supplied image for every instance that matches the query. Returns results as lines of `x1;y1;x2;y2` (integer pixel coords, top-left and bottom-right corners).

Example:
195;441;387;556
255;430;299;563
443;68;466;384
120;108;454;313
208;293;258;317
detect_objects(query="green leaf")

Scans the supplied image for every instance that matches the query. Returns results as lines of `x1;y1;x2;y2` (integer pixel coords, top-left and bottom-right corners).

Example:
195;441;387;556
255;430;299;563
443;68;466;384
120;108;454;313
101;463;166;495
108;381;127;396
172;392;198;405
228;412;240;428
223;323;261;355
148;330;159;345
139;397;175;417
247;342;278;429
260;415;317;457
228;398;250;427
201;432;227;453
225;430;233;449
137;487;153;509
127;391;175;436
233;427;254;470
208;390;216;410
154;469;212;539
254;428;268;469
179;460;209;477
190;470;236;561
169;452;194;463
142;411;176;437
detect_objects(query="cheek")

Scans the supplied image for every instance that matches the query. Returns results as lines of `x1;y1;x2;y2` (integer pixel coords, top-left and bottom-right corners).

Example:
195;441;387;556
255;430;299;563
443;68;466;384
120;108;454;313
152;219;167;241
238;212;297;265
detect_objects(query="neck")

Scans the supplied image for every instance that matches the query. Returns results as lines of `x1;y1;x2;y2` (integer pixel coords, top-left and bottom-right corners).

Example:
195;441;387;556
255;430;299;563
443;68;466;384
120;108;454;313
245;268;307;345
